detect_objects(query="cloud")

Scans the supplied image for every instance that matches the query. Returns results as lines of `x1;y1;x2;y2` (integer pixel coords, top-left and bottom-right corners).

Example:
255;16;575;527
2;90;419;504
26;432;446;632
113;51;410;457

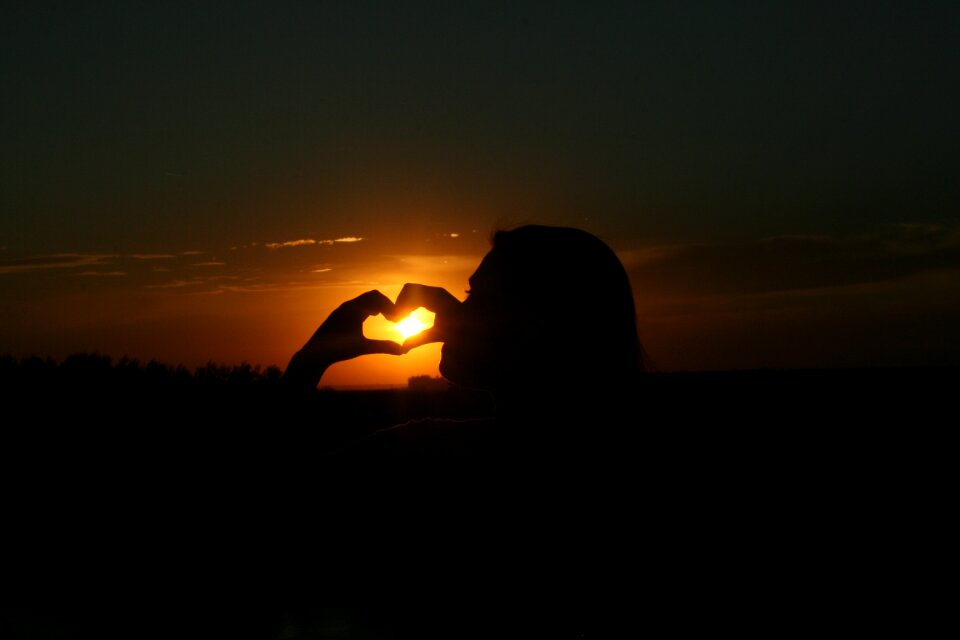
0;253;117;275
181;250;203;255
147;279;204;289
380;254;479;274
627;222;960;299
75;271;126;277
191;261;226;267
265;237;365;249
189;281;336;294
621;222;960;371
128;254;177;260
266;239;317;249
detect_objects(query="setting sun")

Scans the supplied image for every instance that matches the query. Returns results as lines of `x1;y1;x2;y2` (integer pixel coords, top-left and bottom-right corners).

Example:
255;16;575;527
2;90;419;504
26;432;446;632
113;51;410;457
363;307;436;345
394;307;435;339
396;315;427;339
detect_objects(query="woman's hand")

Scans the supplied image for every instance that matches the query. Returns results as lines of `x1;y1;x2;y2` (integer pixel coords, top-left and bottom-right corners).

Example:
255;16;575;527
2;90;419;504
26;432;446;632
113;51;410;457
283;290;403;390
390;283;463;352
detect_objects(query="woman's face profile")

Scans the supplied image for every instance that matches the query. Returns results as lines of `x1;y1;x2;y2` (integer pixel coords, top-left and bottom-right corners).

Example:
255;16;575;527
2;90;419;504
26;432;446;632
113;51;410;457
436;225;641;392
438;249;510;390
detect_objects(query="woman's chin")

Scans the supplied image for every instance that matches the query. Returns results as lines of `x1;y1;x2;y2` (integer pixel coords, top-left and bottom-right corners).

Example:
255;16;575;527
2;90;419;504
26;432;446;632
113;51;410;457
439;347;493;391
438;357;469;387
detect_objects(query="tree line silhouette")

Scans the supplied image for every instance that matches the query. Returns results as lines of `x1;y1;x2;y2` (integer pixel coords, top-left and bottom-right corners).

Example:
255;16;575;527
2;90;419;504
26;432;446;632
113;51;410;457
0;352;494;454
1;351;954;639
1;352;283;390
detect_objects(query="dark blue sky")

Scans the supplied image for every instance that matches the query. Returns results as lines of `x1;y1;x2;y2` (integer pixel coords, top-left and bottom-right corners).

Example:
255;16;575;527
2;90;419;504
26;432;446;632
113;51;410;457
5;2;957;248
2;2;959;375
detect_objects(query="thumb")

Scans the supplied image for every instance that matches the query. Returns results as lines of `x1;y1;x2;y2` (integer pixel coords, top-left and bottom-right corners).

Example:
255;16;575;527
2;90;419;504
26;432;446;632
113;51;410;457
401;327;441;353
362;339;405;356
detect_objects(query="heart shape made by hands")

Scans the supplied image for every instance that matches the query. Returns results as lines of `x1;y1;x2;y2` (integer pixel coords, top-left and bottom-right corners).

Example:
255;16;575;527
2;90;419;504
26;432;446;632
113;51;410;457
363;307;436;344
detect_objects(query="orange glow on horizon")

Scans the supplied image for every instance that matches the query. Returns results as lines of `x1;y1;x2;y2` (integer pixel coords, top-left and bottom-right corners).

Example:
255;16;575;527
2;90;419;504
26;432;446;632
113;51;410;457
0;248;475;387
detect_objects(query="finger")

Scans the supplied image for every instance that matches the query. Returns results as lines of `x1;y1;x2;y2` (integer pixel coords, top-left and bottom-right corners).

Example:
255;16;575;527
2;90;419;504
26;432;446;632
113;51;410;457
389;283;428;320
333;289;396;324
401;327;441;353
392;284;460;320
362;339;404;357
351;289;397;316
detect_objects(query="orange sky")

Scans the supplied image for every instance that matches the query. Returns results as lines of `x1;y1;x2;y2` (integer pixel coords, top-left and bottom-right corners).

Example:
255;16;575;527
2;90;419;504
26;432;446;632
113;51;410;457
3;6;959;382
0;222;494;386
3;221;959;385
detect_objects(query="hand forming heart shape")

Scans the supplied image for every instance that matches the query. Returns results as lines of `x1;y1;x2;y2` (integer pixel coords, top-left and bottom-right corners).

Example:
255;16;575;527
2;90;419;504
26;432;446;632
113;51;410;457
363;307;436;344
285;285;462;390
304;284;459;358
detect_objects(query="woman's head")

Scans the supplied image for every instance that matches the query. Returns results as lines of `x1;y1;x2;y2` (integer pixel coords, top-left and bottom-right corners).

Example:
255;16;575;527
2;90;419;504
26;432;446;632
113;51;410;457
439;225;643;393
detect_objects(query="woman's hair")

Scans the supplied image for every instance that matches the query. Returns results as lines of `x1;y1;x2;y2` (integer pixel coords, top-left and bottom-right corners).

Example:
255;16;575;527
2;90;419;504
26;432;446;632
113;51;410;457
489;225;645;382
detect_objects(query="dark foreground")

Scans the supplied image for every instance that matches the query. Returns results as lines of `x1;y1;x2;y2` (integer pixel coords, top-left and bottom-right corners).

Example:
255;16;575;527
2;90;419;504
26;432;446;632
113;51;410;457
1;357;953;638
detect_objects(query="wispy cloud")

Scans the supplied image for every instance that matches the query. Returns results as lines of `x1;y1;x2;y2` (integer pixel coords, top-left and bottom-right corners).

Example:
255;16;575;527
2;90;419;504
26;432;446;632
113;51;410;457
621;222;960;371
0;253;117;275
191;261;226;267
266;239;317;249
380;254;479;274
128;254;177;260
265;237;365;249
628;222;960;299
75;271;126;277
147;279;204;289
181;250;203;255
188;281;326;294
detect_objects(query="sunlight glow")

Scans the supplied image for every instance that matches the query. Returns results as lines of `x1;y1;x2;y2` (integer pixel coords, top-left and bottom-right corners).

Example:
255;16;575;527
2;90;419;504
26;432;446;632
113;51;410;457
363;307;435;344
396;314;427;339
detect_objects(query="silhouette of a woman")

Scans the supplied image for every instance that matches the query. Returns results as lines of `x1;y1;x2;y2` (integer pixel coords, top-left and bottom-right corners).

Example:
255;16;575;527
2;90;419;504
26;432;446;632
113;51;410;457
284;225;644;454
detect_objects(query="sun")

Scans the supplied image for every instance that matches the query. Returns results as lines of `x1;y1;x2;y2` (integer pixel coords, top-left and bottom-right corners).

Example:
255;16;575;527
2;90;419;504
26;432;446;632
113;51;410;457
396;314;428;339
363;307;435;342
393;307;435;340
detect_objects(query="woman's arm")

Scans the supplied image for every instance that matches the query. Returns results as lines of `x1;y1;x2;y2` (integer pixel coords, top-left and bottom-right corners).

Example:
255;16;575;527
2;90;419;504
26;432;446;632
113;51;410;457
282;290;404;392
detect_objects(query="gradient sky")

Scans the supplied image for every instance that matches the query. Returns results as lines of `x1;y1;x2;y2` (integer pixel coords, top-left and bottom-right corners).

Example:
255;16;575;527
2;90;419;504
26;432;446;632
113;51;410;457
2;2;959;385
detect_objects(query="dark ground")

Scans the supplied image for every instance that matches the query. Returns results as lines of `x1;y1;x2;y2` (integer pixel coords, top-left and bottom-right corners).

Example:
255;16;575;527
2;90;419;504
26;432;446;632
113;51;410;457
0;356;953;638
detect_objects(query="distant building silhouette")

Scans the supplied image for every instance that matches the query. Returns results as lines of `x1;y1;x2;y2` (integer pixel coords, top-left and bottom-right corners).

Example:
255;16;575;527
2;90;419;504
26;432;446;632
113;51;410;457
407;374;450;392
